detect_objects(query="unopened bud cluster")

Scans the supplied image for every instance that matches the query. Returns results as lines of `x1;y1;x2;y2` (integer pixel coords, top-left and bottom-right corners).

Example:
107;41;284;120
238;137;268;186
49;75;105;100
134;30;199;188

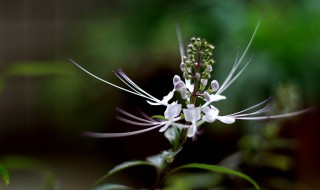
174;37;219;103
180;37;215;81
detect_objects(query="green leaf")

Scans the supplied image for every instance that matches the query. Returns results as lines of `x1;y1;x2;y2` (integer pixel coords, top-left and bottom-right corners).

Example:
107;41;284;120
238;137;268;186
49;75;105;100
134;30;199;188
90;160;157;189
161;148;182;164
0;163;9;185
170;163;260;190
1;156;56;189
164;126;180;150
164;173;224;190
146;154;165;170
151;115;167;120
93;183;134;190
253;153;294;171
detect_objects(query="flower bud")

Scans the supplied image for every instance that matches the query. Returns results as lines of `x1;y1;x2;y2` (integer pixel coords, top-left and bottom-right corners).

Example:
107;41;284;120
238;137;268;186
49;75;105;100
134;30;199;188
211;80;219;92
203;91;211;102
189;55;195;62
207;59;215;65
181;88;189;100
201;79;208;86
183;71;192;80
201;73;211;79
185;60;192;67
188;44;196;51
183;56;187;61
173;75;181;85
195;73;201;79
180;63;186;71
174;81;185;91
203;40;208;47
206;65;212;72
207;44;215;51
191;37;196;44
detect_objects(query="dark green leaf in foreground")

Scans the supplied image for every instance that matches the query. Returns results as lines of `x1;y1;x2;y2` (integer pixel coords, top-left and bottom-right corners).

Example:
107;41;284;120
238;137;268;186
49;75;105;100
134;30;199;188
170;163;260;190
90;160;158;190
0;163;9;185
92;183;135;190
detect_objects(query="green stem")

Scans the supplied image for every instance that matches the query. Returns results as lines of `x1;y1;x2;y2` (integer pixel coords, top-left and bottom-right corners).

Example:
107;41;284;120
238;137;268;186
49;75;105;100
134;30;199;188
153;127;189;189
153;43;203;189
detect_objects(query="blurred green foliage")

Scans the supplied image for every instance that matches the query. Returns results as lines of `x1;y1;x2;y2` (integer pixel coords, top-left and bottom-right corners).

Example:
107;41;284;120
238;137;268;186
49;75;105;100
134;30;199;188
0;163;9;186
0;0;319;189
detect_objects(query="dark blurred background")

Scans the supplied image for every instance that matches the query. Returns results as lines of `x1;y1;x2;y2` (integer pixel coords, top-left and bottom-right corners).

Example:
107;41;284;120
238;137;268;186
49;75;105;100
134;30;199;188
0;0;319;189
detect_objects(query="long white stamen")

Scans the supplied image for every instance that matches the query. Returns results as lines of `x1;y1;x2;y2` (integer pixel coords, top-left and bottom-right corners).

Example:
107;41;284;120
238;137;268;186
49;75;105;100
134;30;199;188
70;58;144;97
234;47;240;67
235;17;261;73
82;108;168;138
232;108;312;120
231;104;272;117
227;97;271;116
137;108;158;122
113;70;162;105
70;58;164;106
176;22;185;61
217;54;254;95
82;124;164;138
216;17;261;95
115;70;163;104
112;71;147;98
217;50;245;95
116;116;162;126
116;108;156;124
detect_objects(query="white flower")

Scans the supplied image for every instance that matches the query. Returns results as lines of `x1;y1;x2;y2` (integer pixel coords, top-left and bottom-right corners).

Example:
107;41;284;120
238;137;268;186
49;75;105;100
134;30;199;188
160;102;182;132
73;18;312;139
183;104;201;137
202;106;235;124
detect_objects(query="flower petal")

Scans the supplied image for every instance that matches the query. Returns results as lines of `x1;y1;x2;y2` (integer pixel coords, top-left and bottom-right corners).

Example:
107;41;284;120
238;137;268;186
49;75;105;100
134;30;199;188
161;90;175;104
202;106;219;123
216;116;236;124
159;123;171;132
187;125;197;138
202;94;226;108
183;106;201;123
164;102;182;119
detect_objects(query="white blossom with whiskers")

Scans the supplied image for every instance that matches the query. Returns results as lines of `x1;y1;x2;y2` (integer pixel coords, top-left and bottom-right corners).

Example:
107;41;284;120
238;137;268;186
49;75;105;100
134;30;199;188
72;18;312;139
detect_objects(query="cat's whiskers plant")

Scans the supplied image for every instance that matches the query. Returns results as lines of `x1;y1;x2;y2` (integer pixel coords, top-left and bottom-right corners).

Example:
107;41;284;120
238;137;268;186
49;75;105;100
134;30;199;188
70;18;311;190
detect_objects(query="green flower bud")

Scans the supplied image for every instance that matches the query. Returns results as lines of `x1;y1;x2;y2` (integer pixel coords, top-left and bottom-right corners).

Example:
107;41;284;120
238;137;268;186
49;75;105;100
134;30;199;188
206;65;212;72
180;63;186;71
201;72;211;79
195;73;201;79
183;56;187;62
207;59;215;65
191;37;196;44
208;44;215;51
185;60;192;68
183;72;192;80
